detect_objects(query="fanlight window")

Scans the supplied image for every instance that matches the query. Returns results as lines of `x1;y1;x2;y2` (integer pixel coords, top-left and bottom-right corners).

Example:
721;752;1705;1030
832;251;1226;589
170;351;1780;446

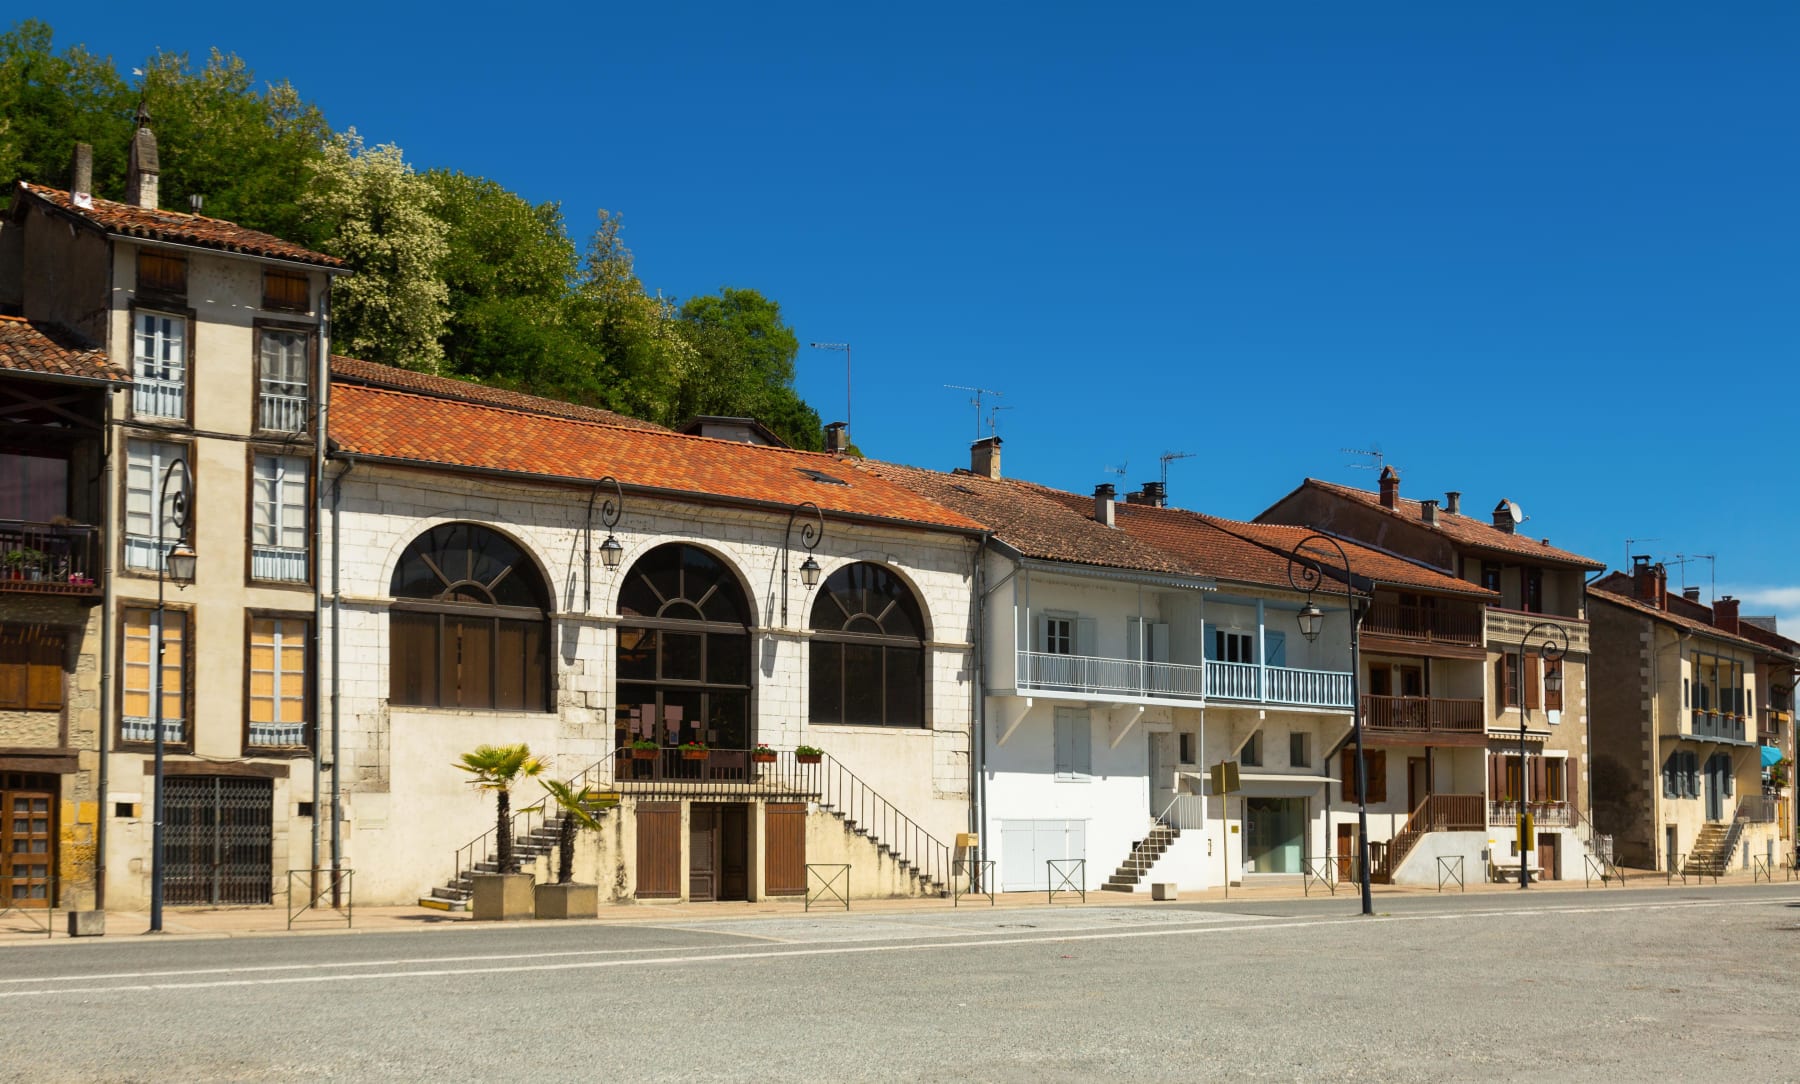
809;562;926;727
388;523;551;711
615;544;752;751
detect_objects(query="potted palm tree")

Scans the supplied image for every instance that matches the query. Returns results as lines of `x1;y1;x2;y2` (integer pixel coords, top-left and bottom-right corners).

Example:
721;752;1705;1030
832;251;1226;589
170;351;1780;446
455;743;544;921
533;779;609;919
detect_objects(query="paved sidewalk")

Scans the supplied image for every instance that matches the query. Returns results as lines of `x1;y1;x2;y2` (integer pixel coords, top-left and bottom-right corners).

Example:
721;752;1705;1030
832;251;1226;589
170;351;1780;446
4;862;1791;946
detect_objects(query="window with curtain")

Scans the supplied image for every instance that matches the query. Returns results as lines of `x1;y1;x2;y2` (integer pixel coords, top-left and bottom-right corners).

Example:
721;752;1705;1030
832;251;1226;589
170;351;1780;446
809;562;925;728
132;310;186;420
251;454;308;582
123;439;188;572
257;330;310;432
615;543;751;750
388;523;550;711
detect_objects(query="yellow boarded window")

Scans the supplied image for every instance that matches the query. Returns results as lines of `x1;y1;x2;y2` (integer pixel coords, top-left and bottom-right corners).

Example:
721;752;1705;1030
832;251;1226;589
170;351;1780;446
249;618;307;726
123;608;183;723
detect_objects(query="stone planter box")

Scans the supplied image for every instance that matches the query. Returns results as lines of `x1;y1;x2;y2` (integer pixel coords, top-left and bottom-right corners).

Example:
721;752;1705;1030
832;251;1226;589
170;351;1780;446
470;872;534;921
534;882;599;920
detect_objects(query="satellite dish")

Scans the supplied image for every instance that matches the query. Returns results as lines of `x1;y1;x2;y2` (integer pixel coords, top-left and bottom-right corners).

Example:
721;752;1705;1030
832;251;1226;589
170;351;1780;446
1505;500;1523;524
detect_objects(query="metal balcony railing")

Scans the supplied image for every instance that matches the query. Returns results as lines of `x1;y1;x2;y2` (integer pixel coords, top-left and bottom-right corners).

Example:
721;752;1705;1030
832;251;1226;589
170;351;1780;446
258;388;309;432
0;521;101;596
1015;651;1353;709
1688;710;1748;743
248;722;308;748
132;377;185;420
251;545;308;583
121;717;185;744
1488;800;1574;827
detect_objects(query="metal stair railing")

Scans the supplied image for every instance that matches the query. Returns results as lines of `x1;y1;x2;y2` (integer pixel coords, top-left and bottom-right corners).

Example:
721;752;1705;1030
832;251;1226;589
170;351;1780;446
1110;795;1186;886
451;748;622;890
807;750;953;894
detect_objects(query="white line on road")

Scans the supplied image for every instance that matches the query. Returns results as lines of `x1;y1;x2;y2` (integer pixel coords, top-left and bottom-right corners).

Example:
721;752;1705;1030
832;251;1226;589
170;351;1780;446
2;894;1791;1001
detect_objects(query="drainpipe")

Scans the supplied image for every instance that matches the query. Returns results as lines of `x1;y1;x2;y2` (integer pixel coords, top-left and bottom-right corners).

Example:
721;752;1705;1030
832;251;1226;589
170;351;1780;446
330;454;354;887
95;388;116;909
969;532;991;851
312;282;332;886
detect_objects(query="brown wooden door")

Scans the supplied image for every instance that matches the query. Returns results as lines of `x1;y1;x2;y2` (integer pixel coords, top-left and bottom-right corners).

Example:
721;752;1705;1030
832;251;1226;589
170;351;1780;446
635;802;680;899
689;804;717;902
1336;823;1356;882
719;805;748;901
1407;757;1428;813
1537;832;1559;881
1;775;55;909
765;803;807;895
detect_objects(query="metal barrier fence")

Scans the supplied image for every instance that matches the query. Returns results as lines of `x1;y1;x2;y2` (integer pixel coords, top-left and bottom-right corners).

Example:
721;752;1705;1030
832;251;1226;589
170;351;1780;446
1583;854;1624;888
287;869;355;930
1301;857;1336;897
1752;855;1773;883
1436;855;1465;893
1047;859;1086;904
0;873;58;939
806;864;850;911
953;859;995;908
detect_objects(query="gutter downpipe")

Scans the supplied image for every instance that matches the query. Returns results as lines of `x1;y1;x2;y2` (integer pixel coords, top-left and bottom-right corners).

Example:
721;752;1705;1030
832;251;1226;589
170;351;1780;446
314;280;333;895
330;453;354;897
95;387;115;909
970;531;992;878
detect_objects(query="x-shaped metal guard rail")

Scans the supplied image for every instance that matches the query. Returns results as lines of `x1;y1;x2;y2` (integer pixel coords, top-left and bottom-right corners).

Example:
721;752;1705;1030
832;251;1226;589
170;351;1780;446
805;864;850;911
287;869;355;930
1046;858;1085;904
953;859;995;907
1301;857;1336;897
0;872;57;939
1436;855;1465;893
1582;854;1624;887
1751;855;1772;883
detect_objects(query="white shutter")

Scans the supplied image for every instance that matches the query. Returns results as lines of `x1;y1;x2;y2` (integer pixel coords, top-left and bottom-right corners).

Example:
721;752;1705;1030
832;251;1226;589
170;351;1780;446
1054;709;1073;775
1151;623;1170;663
1072;711;1092;776
1126;617;1143;661
1075;617;1097;658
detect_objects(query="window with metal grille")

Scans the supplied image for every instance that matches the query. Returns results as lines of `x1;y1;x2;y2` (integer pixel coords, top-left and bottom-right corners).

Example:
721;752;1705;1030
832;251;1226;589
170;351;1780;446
248;617;308;748
251;454;308;583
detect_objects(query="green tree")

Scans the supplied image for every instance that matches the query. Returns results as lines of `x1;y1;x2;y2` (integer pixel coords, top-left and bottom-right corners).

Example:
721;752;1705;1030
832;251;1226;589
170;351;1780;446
564;210;692;418
0;20;131;195
455;743;545;875
303;130;449;371
539;779;607;885
675;288;820;449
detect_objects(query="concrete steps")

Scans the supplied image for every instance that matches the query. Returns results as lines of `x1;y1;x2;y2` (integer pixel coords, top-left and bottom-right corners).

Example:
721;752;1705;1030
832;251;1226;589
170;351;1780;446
1100;824;1180;893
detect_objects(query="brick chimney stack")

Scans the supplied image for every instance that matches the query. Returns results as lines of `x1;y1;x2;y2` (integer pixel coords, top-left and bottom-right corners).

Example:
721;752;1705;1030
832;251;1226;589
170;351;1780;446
1632;555;1667;609
1713;595;1740;636
1420;498;1439;526
824;422;848;456
125;104;159;210
1682;586;1701;603
1094;484;1116;528
1378;465;1400;509
970;436;1001;480
1444;490;1461;515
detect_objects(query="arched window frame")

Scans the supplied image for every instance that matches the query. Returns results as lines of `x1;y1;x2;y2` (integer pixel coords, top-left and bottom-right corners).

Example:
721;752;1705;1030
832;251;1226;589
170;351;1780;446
614;543;754;752
387;523;552;712
808;562;928;728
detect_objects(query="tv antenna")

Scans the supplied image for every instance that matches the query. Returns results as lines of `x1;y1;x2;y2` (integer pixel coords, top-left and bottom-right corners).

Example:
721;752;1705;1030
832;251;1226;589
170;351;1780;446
1670;553;1717;602
1624;537;1660;570
1102;461;1129;484
945;385;1003;439
985;404;1013;436
1343;444;1385;472
809;342;851;436
1160;450;1195;490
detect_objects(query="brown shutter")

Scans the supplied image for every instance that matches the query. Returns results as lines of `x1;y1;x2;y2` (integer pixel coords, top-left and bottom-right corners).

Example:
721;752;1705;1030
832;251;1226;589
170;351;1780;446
1567;758;1580;816
1366;750;1388;804
634;802;681;898
1495;655;1509;708
1545;662;1563;712
1342;748;1356;801
1488;755;1503;802
1531;755;1548;799
764;803;807;895
0;629;24;710
1524;654;1541;710
25;633;63;711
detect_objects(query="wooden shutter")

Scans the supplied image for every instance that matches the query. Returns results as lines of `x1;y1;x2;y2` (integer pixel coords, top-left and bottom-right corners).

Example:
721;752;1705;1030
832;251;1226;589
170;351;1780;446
1496;654;1518;708
1567;758;1580;816
1531;755;1548;799
634;803;681;898
1523;654;1541;710
0;629;26;710
1488;754;1504;802
1366;750;1388;803
25;633;63;711
1545;662;1564;712
764;803;807;895
1341;749;1357;801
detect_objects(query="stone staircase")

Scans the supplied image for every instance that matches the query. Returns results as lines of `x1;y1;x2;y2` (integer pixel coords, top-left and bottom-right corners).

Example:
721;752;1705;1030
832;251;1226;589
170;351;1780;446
420;814;568;911
1680;821;1741;880
816;798;948;897
1101;822;1180;892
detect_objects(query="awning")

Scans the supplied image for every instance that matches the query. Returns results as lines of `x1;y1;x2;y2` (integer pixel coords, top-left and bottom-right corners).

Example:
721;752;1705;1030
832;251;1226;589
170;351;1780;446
1762;745;1783;769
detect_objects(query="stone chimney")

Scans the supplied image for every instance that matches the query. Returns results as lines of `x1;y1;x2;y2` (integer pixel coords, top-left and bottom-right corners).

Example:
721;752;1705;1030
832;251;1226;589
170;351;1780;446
1713;595;1740;636
1378;465;1400;509
1682;586;1701;603
1420;498;1439;526
1094;483;1116;528
1632;555;1667;609
125;104;159;210
1444;491;1462;515
69;143;93;208
970;436;1001;480
1492;500;1517;534
1125;481;1166;508
824;422;848;456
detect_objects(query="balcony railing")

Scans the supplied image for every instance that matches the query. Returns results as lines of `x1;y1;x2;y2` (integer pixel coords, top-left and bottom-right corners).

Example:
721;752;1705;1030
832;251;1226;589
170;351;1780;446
1736;795;1779;824
0;521;102;596
248;722;308;748
132;377;185;420
1363;601;1483;645
259;388;309;432
1015;651;1353;709
121;717;185;744
1688;710;1748;743
252;545;308;583
1361;694;1484;735
1488;800;1574;827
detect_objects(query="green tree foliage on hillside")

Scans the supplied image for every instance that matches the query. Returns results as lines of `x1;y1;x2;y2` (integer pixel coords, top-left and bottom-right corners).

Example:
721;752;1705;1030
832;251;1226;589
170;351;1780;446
0;20;833;447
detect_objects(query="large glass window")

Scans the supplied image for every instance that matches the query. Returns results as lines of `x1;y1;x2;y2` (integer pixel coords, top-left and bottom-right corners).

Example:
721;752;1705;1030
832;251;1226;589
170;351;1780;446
615;544;751;750
808;562;926;728
388;524;550;711
249;617;309;748
124;439;188;572
121;607;185;744
251;454;308;583
132;311;186;420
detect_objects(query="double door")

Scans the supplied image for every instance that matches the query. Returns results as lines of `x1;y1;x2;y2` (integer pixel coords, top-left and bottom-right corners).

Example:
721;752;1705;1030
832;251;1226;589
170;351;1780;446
163;776;273;905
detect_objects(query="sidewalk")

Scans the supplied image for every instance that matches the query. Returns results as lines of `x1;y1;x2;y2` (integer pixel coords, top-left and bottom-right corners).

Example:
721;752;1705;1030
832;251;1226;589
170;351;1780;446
2;866;1792;946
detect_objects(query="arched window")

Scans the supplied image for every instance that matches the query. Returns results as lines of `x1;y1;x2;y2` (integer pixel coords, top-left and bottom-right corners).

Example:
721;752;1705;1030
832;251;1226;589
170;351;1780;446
615;544;752;751
389;523;551;711
809;562;925;727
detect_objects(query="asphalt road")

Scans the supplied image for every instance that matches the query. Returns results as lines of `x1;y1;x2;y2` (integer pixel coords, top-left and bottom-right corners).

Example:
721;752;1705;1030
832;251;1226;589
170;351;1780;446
6;884;1798;1082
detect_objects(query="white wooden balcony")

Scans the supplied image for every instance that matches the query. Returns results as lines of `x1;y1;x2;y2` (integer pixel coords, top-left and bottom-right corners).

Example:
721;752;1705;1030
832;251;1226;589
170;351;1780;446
1015;651;1353;709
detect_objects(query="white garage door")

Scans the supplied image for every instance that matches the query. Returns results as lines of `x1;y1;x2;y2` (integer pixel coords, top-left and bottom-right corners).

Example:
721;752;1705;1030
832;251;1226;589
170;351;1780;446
998;819;1087;892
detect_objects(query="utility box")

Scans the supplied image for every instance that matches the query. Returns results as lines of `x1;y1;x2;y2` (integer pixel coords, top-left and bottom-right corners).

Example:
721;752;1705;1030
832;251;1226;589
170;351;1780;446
1150;882;1178;901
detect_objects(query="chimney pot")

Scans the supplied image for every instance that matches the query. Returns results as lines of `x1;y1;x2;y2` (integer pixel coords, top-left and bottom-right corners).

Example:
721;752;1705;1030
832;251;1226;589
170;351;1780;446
69;143;93;206
1094;483;1116;528
125;108;160;211
1420;498;1439;526
1142;481;1166;508
1445;490;1461;515
1378;465;1400;509
970;436;1002;480
1713;595;1740;635
1683;586;1701;602
1633;557;1667;609
824;421;848;456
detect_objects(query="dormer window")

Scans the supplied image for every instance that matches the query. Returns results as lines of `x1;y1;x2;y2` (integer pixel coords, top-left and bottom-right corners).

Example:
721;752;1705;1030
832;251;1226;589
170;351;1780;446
263;270;309;312
136;250;186;297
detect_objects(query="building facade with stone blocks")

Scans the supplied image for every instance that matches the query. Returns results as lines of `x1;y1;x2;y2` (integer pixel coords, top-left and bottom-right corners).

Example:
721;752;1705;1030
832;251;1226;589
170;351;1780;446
324;381;984;907
1588;561;1795;873
1257;468;1606;884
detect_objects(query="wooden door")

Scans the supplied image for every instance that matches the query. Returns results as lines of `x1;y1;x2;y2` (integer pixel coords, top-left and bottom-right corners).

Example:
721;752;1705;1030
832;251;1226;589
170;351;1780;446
765;803;806;895
1537;832;1559;881
719;805;748;901
1407;757;1428;813
1336;823;1356;882
635;802;680;899
689;804;717;902
1;777;54;909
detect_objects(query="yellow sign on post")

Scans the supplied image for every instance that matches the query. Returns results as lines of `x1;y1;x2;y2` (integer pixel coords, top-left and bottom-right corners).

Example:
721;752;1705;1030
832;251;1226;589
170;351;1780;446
1518;813;1535;853
1209;761;1241;795
1210;762;1241;899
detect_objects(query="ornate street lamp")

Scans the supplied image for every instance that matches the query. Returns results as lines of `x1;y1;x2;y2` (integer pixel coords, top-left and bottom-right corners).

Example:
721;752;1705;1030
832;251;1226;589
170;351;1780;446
150;457;194;934
782;501;824;625
1515;621;1569;889
1288;534;1373;917
584;476;626;611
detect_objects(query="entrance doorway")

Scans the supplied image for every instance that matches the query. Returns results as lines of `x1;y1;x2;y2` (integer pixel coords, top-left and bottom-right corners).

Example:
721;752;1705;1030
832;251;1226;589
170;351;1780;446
1243;797;1305;874
1337;823;1357;882
1;773;55;909
163;776;273;905
1537;832;1560;881
689;803;749;902
1407;757;1429;813
1704;754;1729;822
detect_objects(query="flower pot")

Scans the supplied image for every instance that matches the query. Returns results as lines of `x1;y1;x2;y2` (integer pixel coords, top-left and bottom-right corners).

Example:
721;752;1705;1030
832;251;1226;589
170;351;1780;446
470;872;534;921
680;749;709;761
630;747;658;761
751;752;777;764
534;882;599;919
796;753;822;765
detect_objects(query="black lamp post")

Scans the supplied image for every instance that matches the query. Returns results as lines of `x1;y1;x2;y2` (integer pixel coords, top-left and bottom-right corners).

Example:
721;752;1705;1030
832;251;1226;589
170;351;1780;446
1288;534;1373;917
782;501;824;624
583;476;625;612
1515;621;1568;889
150;457;195;934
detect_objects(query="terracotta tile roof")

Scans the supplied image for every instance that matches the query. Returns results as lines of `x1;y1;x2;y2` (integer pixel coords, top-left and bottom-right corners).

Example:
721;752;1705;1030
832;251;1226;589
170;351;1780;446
17;183;341;268
1588;573;1787;656
329;356;666;432
0;315;128;384
329;384;980;532
853;461;1201;577
1296;479;1604;569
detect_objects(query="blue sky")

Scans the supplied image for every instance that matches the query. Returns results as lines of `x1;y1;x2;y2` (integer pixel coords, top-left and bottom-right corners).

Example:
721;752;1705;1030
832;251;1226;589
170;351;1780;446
37;4;1800;622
